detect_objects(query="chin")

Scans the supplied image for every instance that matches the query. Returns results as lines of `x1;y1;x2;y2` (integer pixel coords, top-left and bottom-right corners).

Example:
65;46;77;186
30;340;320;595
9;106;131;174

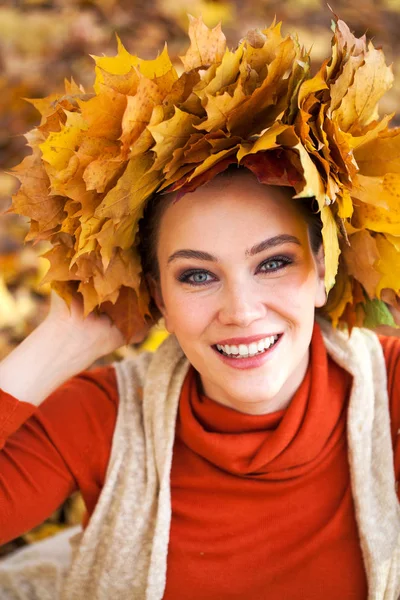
206;371;289;412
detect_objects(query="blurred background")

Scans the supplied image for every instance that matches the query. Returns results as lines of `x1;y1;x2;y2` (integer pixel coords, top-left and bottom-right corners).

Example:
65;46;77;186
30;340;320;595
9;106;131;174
1;0;400;555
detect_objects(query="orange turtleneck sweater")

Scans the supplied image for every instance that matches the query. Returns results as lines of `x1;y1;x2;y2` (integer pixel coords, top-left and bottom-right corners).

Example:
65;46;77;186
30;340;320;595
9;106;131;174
1;324;400;599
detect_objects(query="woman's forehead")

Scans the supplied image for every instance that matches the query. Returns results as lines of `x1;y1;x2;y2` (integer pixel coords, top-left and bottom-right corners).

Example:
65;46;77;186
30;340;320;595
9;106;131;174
158;174;309;253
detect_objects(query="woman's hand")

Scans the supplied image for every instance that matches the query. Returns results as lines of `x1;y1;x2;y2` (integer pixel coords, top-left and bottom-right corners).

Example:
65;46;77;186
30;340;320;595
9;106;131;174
0;290;150;406
43;290;147;362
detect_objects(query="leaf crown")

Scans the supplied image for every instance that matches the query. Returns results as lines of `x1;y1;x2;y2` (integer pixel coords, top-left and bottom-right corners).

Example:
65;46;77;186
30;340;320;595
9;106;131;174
8;14;400;340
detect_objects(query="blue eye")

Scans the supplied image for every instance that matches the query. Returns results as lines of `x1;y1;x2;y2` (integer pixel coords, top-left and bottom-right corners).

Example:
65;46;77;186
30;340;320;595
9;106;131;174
258;257;291;272
178;270;214;286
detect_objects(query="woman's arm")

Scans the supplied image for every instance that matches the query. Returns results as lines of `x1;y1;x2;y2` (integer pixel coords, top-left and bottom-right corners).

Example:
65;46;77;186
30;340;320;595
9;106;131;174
0;365;118;546
0;291;137;545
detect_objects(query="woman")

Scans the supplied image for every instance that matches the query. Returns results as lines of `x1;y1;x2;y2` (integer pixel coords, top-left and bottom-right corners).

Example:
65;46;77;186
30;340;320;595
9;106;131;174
0;167;400;600
1;14;400;600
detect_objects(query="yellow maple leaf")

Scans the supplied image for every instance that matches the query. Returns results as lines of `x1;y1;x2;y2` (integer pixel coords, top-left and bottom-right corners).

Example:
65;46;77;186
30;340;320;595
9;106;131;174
148;108;200;170
94;155;161;221
237;123;293;162
39;111;88;172
375;234;400;296
354;128;400;176
78;86;127;140
320;205;341;292
180;15;226;71
93;40;175;93
325;267;353;329
333;43;394;133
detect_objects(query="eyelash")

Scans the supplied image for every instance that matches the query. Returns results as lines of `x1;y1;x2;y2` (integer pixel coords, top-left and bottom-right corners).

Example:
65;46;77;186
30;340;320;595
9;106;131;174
177;256;293;286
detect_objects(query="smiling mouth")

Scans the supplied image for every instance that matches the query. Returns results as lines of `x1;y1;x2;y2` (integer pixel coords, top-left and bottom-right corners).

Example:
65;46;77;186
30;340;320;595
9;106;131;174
214;334;282;359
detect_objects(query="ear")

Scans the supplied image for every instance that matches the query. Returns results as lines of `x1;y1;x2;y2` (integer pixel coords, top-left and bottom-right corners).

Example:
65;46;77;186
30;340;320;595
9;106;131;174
314;244;327;308
146;274;174;333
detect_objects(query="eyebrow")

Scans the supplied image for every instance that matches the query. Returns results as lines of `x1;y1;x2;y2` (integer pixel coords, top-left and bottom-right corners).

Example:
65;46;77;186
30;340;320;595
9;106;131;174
167;234;302;264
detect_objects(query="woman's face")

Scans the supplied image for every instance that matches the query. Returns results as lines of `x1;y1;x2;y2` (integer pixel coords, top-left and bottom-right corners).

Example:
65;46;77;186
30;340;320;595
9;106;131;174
154;171;326;415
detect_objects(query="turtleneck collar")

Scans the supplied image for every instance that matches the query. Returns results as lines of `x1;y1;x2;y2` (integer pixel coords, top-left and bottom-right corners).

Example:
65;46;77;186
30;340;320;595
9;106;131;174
176;322;352;478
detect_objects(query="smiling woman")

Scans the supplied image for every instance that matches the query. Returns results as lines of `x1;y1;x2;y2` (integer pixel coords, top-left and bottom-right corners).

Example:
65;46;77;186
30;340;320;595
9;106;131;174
2;14;400;600
140;168;326;415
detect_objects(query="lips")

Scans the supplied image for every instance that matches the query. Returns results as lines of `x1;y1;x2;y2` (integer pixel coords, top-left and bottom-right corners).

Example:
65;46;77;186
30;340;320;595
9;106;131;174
212;332;283;370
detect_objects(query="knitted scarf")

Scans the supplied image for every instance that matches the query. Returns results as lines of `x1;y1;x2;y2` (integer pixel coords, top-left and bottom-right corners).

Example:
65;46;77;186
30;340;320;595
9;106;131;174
0;322;399;599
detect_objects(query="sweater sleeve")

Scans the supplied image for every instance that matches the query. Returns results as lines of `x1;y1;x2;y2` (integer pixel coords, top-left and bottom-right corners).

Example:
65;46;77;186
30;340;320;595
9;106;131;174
0;364;119;546
378;335;400;498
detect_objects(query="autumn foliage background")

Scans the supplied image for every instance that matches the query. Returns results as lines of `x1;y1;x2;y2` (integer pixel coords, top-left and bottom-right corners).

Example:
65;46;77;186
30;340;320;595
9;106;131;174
1;0;400;554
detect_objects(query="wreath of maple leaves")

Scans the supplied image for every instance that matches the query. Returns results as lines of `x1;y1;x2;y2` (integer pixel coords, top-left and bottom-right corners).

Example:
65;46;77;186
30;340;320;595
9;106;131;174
6;14;400;341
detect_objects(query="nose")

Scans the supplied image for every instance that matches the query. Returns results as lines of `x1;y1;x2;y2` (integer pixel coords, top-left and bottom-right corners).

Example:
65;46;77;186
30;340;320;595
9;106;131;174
217;282;267;328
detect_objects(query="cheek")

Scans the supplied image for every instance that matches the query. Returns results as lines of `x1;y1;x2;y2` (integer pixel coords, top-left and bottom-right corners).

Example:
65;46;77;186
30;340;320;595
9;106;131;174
162;283;214;335
262;268;319;318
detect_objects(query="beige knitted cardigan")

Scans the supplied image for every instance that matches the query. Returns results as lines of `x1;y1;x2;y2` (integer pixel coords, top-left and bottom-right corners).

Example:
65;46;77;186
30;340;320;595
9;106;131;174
0;321;400;599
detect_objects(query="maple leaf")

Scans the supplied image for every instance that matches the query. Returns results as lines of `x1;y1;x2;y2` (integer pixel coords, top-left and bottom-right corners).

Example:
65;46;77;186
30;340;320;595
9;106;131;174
180;15;226;71
341;230;381;297
332;43;394;133
77;85;127;140
354;128;400;176
9;151;66;235
375;234;400;296
320;206;341;292
119;76;163;156
94;155;161;221
99;285;150;345
93;39;176;93
324;264;353;328
39;111;88;173
148;108;201;170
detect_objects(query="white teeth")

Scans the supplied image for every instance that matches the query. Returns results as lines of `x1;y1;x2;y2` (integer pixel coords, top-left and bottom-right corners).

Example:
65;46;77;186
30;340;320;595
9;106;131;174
239;344;249;357
257;340;265;352
216;334;280;358
248;342;258;356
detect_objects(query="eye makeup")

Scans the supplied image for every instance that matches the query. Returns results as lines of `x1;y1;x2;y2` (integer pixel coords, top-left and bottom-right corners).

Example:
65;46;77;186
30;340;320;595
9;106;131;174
176;254;295;286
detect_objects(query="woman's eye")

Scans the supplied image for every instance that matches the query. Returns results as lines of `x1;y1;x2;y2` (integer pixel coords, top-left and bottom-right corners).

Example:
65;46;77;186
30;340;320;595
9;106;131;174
258;257;291;272
178;270;214;285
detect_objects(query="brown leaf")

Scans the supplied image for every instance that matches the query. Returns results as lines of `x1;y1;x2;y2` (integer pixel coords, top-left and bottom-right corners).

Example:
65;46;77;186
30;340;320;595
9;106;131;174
119;75;162;156
148;107;200;170
40;244;80;284
94;155;161;220
333;43;394;133
341;230;381;297
83;154;125;193
169;156;236;198
93;248;141;303
227;37;298;136
100;286;150;345
9;152;65;233
78;85;127;140
180;15;226;71
241;150;303;188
